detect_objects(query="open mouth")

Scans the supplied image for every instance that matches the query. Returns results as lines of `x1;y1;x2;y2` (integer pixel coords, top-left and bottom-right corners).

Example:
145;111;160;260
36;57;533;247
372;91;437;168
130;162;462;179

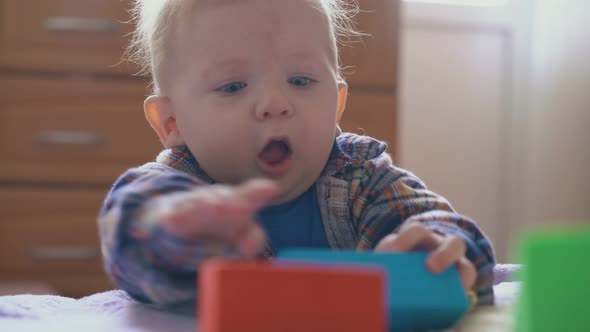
258;138;292;165
257;137;293;176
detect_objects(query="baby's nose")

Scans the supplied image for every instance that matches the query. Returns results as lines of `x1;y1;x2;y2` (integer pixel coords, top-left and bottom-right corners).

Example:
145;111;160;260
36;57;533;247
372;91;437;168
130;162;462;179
255;92;295;120
257;108;293;120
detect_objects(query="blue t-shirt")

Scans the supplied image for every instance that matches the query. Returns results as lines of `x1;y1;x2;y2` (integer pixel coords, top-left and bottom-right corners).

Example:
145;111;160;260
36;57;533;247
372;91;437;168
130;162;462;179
257;183;330;253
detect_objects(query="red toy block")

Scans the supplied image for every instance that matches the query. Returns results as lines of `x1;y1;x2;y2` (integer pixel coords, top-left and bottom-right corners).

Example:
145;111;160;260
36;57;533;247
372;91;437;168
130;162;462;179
198;259;386;332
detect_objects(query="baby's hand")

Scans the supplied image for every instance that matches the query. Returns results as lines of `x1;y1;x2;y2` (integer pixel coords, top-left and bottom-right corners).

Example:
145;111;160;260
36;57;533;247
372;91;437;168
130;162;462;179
152;179;280;258
375;223;476;291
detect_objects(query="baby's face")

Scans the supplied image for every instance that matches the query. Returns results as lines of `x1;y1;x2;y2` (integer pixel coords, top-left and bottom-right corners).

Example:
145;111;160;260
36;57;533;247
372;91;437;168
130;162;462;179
168;0;344;204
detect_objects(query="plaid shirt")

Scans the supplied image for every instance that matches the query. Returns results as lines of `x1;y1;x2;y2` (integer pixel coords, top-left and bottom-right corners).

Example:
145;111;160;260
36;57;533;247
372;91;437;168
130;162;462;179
98;133;495;308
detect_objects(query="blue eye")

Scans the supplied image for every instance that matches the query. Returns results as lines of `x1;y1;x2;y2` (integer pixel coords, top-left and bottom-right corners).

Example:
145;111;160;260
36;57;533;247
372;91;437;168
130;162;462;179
217;82;247;94
288;76;313;87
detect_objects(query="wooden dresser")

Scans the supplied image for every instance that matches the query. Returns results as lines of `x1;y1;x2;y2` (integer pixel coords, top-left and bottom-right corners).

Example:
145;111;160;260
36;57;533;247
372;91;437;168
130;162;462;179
0;0;160;297
339;0;399;155
0;0;398;297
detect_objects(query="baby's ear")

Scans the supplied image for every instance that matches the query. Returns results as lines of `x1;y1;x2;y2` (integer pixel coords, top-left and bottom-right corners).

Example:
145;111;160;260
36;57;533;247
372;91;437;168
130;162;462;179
144;95;185;148
336;81;348;124
335;81;348;136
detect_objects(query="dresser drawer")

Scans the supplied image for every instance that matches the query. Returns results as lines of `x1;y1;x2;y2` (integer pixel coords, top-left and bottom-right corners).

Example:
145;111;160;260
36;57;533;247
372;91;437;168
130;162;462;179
0;75;161;183
0;188;115;297
340;92;397;153
340;0;399;89
0;0;136;74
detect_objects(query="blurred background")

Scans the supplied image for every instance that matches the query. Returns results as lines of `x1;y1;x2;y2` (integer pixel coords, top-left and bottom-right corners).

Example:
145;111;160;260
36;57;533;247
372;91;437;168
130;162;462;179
0;0;588;297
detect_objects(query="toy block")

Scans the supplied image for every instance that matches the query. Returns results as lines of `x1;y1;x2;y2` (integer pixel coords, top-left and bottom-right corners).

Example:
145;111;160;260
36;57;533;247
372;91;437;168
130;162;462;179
198;259;386;332
277;249;468;332
516;227;590;332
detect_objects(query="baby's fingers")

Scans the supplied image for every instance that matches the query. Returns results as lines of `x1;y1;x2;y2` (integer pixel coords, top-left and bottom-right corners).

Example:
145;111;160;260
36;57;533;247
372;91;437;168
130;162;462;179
426;235;466;273
160;180;278;255
233;223;267;258
162;188;237;235
426;236;476;290
235;178;281;210
456;257;477;291
375;223;439;252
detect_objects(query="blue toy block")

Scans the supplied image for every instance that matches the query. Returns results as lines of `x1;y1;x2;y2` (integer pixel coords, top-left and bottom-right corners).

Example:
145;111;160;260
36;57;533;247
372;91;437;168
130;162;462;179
277;249;469;332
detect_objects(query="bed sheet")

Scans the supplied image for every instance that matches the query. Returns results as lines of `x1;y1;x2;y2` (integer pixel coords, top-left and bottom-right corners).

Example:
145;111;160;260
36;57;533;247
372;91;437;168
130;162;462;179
0;264;521;332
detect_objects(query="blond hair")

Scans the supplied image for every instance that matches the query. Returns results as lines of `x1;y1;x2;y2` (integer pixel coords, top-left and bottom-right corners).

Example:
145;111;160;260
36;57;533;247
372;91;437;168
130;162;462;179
127;0;361;94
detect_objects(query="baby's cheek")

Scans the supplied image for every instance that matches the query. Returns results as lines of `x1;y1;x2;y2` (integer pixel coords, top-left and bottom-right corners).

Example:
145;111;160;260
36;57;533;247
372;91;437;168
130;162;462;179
207;148;256;182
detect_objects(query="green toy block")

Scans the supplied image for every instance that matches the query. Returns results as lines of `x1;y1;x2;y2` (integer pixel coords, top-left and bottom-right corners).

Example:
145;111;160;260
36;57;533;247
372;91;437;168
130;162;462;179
516;227;590;332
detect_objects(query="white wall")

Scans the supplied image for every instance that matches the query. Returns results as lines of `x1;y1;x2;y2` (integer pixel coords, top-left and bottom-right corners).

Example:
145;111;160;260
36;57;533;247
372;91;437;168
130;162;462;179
399;22;506;255
398;0;589;262
399;2;524;261
518;0;590;232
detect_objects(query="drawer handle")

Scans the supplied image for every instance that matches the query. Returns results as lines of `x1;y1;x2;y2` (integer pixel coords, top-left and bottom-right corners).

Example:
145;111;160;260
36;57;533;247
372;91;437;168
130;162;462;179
35;130;106;146
43;16;119;33
29;247;100;260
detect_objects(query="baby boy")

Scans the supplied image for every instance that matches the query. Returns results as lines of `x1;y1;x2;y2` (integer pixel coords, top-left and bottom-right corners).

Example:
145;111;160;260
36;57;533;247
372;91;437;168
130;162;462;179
98;0;496;308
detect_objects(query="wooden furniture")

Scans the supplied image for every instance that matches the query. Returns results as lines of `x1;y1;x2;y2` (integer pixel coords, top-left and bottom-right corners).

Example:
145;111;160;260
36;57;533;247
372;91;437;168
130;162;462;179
0;0;399;298
339;0;399;157
0;0;160;298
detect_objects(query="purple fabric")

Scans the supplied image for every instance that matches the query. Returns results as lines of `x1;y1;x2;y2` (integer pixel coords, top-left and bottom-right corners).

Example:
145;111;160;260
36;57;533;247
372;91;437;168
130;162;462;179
0;267;522;332
493;264;521;285
0;264;521;320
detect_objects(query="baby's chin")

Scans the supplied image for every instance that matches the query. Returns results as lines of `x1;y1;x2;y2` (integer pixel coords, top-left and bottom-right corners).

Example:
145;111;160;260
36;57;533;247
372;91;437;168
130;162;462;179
266;170;320;205
267;183;308;206
202;155;325;204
